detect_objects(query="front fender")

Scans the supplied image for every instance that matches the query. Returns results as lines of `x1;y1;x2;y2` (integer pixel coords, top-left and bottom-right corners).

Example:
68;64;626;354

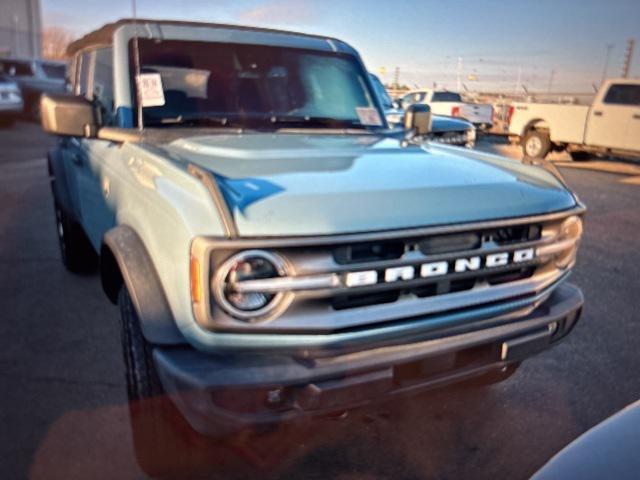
102;225;184;345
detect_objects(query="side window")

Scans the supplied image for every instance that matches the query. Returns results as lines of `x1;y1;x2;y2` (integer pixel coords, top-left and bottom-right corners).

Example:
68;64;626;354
411;92;426;103
76;51;93;97
92;48;115;125
603;84;640;106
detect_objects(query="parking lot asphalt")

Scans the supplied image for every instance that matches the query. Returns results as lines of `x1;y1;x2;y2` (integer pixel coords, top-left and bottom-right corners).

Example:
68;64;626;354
1;122;639;480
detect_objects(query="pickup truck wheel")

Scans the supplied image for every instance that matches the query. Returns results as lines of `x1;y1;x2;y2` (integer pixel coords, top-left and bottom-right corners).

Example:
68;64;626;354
119;288;216;477
53;203;97;273
522;130;551;159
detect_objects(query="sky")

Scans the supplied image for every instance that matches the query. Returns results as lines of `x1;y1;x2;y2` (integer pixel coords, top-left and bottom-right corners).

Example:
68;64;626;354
41;0;640;93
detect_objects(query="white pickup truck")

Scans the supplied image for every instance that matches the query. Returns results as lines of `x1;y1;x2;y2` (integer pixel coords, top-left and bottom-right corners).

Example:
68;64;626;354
508;78;640;160
399;89;494;129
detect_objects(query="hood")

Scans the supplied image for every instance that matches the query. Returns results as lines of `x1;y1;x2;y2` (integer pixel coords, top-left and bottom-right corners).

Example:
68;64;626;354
163;133;576;237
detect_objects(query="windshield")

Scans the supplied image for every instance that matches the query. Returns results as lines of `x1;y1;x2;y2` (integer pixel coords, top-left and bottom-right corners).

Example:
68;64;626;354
133;39;382;129
431;91;462;102
41;63;66;80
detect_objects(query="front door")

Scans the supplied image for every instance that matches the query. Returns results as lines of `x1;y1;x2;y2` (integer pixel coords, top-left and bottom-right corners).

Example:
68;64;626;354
586;82;640;151
66;47;117;250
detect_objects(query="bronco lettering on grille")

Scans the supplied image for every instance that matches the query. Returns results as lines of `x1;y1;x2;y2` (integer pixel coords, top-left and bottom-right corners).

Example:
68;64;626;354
344;248;535;287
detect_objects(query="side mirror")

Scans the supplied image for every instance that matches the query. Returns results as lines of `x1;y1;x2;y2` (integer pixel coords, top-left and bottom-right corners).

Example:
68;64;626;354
395;98;404;109
404;103;432;136
41;93;98;138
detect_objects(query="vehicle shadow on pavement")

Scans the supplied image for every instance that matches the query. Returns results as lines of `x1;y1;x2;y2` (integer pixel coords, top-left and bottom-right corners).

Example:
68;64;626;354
27;375;580;480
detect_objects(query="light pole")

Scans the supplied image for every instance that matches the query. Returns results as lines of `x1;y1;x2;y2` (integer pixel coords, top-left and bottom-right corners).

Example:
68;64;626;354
13;15;19;56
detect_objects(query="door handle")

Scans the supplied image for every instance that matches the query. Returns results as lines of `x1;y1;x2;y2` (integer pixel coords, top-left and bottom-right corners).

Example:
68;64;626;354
593;111;603;117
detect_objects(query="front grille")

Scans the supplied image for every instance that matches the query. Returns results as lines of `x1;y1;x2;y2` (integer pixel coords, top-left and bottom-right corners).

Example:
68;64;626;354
331;264;537;311
327;225;542;312
333;240;404;264
428;131;468;145
198;211;578;333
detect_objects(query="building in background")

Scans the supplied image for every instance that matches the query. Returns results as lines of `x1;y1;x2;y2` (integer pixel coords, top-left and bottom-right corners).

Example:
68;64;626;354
0;0;42;58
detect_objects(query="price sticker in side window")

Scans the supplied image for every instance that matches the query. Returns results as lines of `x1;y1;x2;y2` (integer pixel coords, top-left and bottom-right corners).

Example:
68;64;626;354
136;73;165;107
356;107;382;126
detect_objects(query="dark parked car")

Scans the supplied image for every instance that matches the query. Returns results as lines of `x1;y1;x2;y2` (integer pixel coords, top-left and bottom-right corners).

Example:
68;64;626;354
0;73;23;127
0;58;66;120
533;400;640;480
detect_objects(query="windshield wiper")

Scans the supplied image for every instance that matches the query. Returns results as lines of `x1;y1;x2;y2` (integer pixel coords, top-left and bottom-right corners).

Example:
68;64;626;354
267;115;375;130
145;113;232;128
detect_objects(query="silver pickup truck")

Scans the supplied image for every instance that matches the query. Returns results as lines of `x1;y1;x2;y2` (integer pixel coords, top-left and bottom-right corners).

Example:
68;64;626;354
41;19;585;476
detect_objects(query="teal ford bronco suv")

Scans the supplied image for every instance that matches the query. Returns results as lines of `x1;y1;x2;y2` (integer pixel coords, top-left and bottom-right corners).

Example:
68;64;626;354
42;19;584;473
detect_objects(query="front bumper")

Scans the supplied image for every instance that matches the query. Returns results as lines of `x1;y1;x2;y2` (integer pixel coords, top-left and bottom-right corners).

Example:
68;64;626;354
154;283;583;436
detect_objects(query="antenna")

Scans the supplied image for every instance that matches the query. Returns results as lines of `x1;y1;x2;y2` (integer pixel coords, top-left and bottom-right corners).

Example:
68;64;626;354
131;0;143;130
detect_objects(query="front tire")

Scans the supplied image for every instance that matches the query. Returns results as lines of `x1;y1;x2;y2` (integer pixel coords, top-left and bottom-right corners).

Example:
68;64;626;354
119;288;216;478
53;202;97;273
522;130;551;159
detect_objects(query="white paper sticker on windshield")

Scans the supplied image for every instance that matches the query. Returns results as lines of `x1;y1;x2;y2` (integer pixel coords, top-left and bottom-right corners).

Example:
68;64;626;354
356;107;382;126
136;73;165;107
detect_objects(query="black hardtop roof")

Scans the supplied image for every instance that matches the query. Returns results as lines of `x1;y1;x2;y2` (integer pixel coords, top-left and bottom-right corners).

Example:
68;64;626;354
67;18;346;56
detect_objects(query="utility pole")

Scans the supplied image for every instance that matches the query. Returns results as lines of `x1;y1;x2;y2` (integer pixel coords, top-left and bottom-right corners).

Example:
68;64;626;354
456;57;462;91
514;66;522;95
393;66;400;89
601;44;614;85
622;38;635;78
547;69;555;93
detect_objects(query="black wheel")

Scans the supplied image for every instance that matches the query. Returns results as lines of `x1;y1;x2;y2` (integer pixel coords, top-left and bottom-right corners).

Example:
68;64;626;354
569;150;591;161
522;130;551;159
53;202;97;273
119;288;220;478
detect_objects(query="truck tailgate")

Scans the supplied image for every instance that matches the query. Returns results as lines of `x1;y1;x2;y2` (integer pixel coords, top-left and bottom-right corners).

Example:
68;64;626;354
460;103;493;125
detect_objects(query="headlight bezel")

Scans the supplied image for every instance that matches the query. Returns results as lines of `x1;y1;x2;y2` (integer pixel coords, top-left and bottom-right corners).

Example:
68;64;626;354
554;215;583;269
536;215;583;270
211;249;293;322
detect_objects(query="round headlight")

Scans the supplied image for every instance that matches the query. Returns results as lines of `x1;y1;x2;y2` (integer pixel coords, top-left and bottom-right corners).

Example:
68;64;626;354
213;250;290;321
555;216;583;268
